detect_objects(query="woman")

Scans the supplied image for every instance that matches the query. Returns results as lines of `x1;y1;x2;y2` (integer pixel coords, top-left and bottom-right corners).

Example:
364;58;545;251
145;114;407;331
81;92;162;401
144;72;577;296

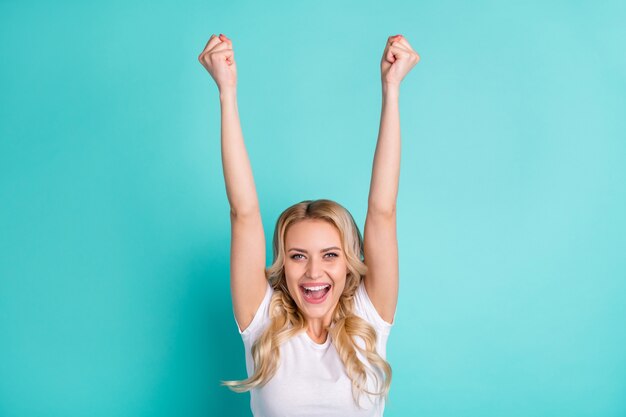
198;33;419;416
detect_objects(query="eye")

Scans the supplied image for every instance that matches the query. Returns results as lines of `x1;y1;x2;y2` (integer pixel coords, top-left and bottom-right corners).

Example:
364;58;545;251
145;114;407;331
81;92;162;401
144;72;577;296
325;252;339;258
290;254;305;260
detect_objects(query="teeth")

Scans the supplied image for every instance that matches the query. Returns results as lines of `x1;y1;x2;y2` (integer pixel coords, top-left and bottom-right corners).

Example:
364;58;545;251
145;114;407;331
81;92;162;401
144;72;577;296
303;285;330;291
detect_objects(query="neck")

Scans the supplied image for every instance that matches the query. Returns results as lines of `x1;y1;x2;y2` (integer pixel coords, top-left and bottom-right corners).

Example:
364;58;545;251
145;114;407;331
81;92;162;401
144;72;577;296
306;318;329;344
302;301;340;344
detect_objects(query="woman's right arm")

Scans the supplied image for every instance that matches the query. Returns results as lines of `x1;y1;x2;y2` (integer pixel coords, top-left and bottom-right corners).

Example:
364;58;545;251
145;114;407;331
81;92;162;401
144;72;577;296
199;34;267;332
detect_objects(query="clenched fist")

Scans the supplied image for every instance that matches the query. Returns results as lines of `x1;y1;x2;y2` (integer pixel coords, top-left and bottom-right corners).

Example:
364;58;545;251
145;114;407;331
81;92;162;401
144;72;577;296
198;33;237;92
381;35;420;86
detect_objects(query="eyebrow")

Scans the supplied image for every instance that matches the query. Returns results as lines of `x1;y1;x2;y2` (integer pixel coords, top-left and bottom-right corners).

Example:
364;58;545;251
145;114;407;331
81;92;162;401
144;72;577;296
287;246;342;253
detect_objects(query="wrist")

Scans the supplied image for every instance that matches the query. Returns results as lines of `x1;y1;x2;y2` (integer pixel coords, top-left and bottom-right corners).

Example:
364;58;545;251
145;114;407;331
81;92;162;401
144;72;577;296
382;83;400;98
219;87;238;102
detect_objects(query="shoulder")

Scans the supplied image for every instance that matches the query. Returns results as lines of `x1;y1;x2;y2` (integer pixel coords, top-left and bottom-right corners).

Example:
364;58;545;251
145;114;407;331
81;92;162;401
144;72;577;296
353;279;394;334
236;281;273;341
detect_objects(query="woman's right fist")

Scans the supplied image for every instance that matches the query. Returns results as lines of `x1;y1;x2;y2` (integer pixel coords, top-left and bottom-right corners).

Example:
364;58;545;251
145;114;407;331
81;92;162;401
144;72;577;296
198;34;237;92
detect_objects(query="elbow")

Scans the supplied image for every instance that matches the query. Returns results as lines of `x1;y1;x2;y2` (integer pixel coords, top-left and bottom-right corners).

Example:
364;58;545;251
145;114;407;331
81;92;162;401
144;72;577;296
230;205;261;219
367;202;396;218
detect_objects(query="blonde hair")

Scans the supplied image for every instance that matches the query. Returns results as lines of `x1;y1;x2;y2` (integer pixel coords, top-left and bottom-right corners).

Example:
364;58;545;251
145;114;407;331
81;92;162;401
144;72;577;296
222;199;392;404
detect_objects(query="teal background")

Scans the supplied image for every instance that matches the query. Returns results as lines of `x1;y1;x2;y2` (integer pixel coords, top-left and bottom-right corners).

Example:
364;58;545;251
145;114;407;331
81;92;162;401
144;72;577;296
1;0;625;416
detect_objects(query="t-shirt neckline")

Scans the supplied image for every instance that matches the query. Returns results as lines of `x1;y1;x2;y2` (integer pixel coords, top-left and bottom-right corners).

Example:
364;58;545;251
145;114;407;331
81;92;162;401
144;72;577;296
303;330;331;349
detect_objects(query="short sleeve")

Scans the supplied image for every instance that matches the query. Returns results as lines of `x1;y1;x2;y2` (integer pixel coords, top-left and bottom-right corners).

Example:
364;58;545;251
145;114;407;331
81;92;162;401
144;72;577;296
353;280;394;335
235;282;273;343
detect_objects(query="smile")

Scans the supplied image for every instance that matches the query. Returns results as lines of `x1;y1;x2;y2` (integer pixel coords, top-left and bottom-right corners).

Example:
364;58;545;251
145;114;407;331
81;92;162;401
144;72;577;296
299;283;331;304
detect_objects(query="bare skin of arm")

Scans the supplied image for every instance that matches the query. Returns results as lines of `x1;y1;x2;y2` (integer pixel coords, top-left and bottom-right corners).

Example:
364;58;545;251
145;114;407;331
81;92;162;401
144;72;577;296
199;34;267;331
364;35;420;324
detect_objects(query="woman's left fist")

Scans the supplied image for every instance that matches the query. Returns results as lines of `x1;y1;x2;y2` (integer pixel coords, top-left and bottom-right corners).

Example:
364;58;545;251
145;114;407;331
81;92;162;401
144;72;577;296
380;35;420;86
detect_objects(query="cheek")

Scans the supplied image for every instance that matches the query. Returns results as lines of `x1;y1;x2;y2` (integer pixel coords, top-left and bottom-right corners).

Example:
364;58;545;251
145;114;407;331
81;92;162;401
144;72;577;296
283;264;297;283
332;261;348;278
283;266;300;294
331;264;348;288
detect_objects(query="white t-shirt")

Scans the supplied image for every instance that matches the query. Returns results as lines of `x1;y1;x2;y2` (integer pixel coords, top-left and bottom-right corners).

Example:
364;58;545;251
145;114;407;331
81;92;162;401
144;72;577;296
235;280;394;417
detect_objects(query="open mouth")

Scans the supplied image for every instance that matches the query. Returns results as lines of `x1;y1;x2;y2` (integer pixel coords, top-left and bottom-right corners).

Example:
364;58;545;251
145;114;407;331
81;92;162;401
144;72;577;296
299;284;331;304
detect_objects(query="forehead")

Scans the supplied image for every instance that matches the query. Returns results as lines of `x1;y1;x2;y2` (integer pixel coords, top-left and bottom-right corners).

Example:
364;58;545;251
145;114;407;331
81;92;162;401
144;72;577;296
285;219;341;246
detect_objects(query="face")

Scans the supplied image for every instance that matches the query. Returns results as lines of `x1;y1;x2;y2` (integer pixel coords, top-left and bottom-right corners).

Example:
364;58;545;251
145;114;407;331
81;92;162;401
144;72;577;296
283;219;349;325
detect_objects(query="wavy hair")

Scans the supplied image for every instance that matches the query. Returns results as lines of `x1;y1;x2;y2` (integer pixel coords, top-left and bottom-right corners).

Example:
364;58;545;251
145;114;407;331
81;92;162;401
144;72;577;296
222;199;392;405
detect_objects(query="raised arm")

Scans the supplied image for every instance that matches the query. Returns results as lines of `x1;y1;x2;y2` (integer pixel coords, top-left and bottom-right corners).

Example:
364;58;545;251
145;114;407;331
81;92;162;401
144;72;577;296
199;34;267;331
363;35;420;324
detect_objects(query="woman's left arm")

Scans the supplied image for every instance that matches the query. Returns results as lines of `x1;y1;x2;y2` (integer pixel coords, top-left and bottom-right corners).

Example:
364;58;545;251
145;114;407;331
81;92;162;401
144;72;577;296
364;35;420;324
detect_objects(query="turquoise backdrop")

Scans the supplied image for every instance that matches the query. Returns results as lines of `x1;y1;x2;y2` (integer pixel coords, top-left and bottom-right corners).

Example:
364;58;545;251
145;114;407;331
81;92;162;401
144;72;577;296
1;0;625;416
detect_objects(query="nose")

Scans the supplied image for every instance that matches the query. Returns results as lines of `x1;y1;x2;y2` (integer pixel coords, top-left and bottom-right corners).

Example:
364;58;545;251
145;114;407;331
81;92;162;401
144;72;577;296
305;256;323;279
